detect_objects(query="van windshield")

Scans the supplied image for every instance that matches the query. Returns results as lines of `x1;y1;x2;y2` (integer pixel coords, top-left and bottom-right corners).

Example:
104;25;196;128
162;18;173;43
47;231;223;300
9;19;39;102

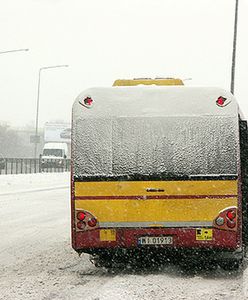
73;116;239;179
43;149;63;157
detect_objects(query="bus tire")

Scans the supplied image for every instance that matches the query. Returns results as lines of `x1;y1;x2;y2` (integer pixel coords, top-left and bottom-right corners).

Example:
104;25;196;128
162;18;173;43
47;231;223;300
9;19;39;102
219;259;242;271
90;253;113;268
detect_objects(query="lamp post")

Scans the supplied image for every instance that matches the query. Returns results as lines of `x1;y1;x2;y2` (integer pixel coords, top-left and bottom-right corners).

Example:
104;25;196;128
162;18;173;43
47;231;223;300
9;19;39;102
231;0;239;94
0;48;29;55
34;65;69;159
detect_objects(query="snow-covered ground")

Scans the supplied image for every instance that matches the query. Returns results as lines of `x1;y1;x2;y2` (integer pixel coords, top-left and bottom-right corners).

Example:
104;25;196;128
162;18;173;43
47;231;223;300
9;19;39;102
0;172;69;195
0;173;248;300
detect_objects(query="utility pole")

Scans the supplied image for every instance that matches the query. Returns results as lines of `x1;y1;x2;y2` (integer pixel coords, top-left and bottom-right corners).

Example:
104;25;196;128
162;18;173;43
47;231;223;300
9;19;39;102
231;0;239;95
33;65;69;159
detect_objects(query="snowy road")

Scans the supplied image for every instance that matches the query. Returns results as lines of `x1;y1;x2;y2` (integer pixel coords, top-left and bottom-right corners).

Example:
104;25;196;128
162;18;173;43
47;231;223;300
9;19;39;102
0;173;248;300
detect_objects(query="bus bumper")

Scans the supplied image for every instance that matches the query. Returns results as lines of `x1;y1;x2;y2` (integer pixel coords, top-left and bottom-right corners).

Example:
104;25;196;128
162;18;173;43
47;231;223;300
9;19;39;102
72;227;241;253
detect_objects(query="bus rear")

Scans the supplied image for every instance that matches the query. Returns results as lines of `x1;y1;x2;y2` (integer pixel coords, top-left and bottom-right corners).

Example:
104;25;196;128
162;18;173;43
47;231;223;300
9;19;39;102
71;84;247;268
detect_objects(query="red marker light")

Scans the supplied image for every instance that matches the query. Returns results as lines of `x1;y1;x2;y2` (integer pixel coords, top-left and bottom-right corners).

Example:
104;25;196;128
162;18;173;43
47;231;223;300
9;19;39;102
216;96;227;107
79;96;94;108
84;97;93;106
77;211;86;221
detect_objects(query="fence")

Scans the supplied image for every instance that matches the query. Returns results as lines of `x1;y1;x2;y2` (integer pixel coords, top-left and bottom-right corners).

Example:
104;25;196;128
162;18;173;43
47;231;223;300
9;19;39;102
0;158;71;175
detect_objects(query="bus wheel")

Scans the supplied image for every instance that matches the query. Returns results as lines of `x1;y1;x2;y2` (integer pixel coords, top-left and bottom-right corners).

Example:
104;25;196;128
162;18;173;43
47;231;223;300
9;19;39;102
90;253;113;268
219;259;242;271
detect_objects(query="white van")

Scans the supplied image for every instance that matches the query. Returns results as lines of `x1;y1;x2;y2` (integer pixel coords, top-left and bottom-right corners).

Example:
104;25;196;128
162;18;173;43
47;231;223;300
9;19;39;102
40;142;68;169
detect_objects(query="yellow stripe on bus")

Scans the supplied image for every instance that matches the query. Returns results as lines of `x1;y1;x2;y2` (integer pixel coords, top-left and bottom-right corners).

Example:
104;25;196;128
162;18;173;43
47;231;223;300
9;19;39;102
74;180;237;197
74;180;238;223
75;198;237;223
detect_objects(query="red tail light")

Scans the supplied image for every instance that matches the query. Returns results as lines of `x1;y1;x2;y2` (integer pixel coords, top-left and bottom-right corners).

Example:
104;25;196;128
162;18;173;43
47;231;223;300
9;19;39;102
227;220;236;228
77;211;86;221
213;207;237;231
226;210;236;221
88;218;97;227
77;221;86;230
75;210;98;231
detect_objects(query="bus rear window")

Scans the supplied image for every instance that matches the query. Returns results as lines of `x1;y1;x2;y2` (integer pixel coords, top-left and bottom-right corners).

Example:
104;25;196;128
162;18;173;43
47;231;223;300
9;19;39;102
73;116;238;178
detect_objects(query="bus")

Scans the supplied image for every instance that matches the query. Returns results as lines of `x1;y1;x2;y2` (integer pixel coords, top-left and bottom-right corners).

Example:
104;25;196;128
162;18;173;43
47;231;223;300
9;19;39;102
71;78;248;269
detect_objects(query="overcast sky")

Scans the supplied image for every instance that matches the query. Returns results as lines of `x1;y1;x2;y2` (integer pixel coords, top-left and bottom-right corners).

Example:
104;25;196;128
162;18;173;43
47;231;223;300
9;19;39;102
0;0;247;128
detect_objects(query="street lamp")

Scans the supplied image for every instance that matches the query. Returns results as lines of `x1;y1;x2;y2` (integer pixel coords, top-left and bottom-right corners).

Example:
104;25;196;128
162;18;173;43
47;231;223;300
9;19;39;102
34;64;69;159
0;48;29;54
231;0;239;94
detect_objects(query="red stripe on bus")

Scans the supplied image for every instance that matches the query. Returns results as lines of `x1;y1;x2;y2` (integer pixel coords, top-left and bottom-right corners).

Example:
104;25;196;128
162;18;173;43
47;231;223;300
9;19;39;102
74;194;237;200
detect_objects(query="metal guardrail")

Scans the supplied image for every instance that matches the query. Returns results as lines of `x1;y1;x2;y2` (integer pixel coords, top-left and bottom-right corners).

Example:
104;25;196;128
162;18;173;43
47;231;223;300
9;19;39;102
0;158;71;175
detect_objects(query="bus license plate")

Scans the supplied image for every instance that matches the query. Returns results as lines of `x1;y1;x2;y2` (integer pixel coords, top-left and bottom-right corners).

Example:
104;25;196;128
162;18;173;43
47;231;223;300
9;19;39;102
138;236;173;245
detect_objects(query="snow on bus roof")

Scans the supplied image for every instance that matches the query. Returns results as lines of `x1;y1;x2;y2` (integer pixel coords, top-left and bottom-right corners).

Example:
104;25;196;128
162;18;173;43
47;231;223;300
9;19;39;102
73;86;238;118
